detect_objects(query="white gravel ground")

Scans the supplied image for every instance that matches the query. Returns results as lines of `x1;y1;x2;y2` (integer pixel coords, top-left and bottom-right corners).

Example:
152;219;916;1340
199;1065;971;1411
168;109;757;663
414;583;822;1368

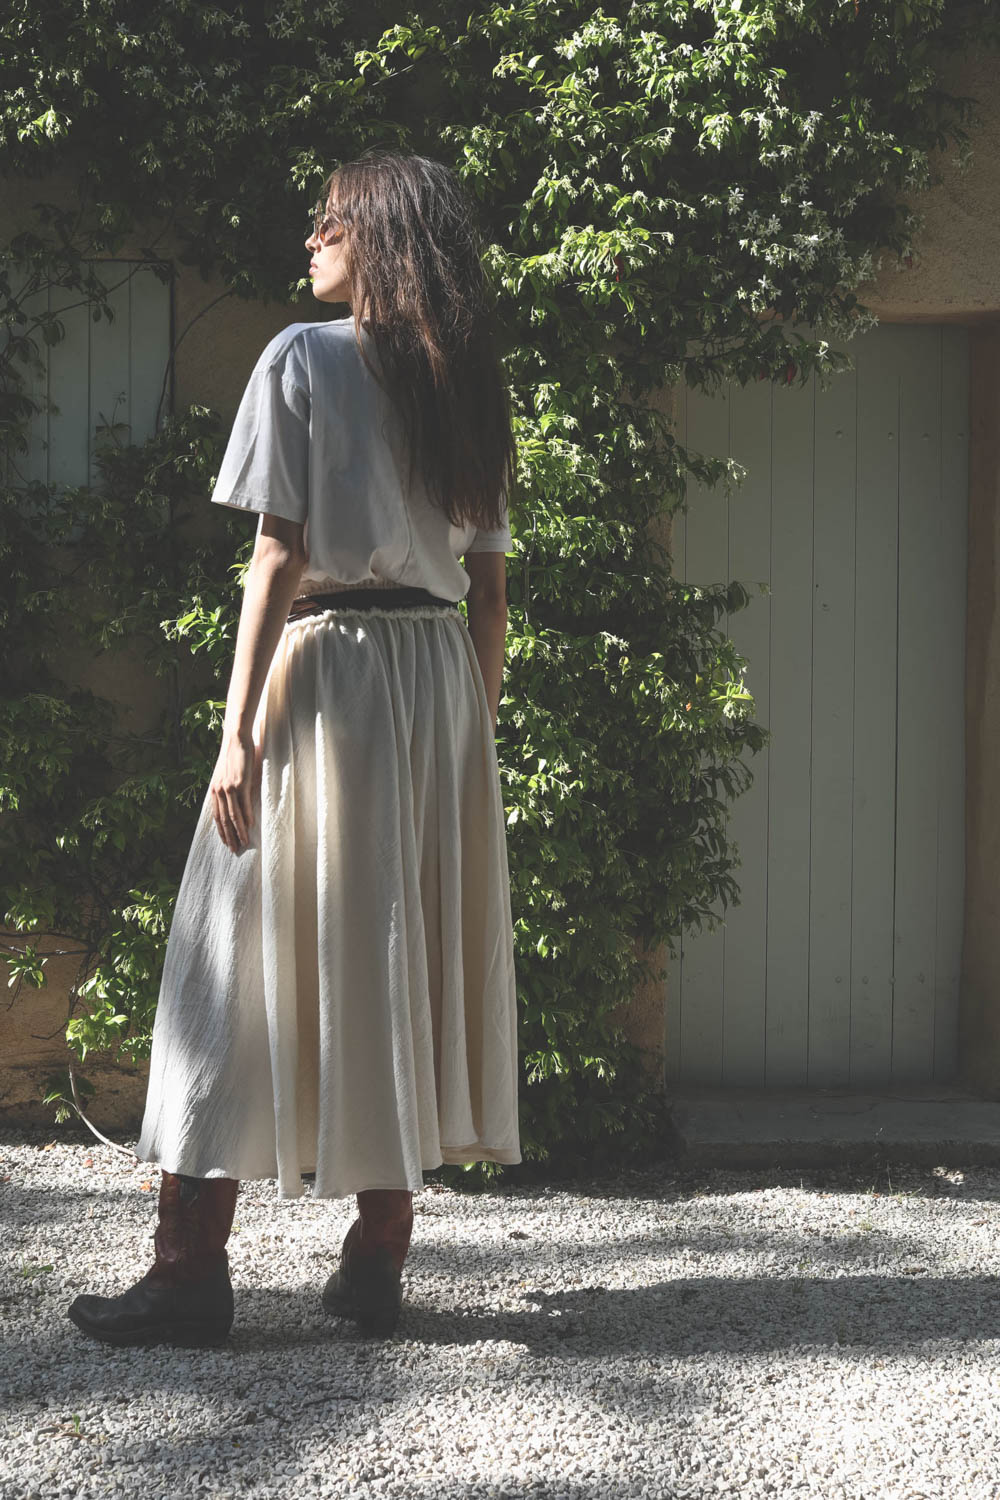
3;1125;1000;1500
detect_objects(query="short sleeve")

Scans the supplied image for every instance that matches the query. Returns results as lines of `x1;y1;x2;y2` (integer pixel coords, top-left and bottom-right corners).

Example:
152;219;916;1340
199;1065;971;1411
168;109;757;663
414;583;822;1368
210;331;311;525
464;492;513;553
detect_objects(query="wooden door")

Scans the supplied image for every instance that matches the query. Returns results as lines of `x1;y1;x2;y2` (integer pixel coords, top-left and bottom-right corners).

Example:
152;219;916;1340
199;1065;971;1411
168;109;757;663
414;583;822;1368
668;324;968;1088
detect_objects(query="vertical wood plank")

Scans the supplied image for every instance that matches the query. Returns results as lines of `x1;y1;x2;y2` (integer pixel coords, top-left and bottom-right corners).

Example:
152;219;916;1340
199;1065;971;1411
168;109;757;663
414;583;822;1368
892;326;944;1081
665;387;687;1085
674;375;732;1084
88;262;131;484
850;328;901;1083
808;351;859;1085
47;281;92;488
721;376;772;1085
5;264;49;488
764;366;815;1085
933;326;969;1081
25;283;51;488
129;262;172;437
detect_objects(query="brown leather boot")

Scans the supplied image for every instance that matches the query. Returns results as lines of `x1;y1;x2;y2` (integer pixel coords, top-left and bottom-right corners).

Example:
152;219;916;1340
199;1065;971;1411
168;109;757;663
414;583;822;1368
321;1189;413;1336
67;1170;240;1347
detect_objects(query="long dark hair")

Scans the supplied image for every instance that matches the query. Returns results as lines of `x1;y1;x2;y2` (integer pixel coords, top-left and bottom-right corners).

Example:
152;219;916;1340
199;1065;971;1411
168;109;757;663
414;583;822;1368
320;150;515;533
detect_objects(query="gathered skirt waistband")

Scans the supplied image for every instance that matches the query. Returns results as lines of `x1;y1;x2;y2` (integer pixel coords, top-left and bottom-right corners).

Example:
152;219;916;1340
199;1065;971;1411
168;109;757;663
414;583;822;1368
288;587;459;622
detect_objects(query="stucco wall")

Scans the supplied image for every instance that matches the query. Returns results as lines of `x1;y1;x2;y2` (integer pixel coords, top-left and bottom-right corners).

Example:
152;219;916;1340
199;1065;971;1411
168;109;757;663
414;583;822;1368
862;55;1000;324
5;42;1000;1129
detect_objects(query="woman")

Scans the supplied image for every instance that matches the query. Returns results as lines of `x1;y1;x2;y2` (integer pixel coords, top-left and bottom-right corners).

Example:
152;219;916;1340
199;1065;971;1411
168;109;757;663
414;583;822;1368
66;150;521;1345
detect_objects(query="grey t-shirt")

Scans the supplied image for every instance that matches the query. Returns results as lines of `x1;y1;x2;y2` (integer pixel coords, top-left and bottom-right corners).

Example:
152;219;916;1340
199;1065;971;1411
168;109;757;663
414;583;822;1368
209;318;513;599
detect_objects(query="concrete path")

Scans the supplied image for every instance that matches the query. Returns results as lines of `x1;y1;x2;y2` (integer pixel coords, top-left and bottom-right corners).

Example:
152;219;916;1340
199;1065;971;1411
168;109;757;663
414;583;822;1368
668;1083;1000;1169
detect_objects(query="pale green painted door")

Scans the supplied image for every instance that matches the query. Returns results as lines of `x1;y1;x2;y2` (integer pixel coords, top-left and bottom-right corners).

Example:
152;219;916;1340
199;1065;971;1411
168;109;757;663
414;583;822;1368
8;259;172;489
669;324;968;1088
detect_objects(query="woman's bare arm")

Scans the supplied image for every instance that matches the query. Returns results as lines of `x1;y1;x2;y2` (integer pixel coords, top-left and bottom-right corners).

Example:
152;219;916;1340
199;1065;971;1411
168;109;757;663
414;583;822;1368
221;515;306;738
211;514;306;851
463;552;508;732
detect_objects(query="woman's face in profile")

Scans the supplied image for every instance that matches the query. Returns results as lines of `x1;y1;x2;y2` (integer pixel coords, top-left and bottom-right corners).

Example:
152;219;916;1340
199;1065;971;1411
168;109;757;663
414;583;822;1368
306;196;351;306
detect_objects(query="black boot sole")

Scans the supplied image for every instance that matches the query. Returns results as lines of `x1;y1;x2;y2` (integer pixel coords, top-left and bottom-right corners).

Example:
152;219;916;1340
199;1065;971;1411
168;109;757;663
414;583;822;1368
66;1304;231;1348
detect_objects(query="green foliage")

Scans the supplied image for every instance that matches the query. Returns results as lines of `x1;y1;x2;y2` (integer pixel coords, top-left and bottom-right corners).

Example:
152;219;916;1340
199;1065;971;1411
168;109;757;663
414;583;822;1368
2;0;995;1173
1;396;250;1072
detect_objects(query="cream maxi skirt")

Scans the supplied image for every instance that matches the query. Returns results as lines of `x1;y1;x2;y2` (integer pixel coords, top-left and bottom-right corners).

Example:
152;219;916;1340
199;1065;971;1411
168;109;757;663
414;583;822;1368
134;602;521;1200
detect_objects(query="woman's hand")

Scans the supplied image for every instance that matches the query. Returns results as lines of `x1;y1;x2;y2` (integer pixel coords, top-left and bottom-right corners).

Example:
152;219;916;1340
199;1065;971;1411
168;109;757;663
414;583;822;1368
210;729;260;853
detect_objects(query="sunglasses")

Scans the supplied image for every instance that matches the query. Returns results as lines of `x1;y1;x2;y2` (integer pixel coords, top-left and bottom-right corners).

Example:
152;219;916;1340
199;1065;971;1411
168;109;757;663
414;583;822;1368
311;199;345;245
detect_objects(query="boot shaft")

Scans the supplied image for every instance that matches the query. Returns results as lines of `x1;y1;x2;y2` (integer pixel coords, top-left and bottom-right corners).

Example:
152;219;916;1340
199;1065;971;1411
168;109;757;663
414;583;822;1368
151;1171;240;1285
349;1189;414;1274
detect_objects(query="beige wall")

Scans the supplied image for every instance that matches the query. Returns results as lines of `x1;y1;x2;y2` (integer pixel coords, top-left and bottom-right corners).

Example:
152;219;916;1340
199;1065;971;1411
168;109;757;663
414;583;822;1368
5;43;1000;1128
862;55;1000;324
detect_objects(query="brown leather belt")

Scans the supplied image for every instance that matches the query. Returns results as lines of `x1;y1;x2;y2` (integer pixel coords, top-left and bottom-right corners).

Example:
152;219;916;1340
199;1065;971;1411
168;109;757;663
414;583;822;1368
288;587;459;622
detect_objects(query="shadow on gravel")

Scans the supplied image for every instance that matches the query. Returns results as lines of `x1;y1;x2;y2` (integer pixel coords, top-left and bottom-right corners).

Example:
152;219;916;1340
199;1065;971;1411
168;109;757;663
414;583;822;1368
9;1267;999;1366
